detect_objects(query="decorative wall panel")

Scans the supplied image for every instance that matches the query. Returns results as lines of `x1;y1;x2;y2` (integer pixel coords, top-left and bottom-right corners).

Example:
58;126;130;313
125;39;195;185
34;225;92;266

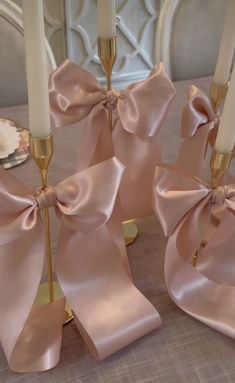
12;0;67;65
66;0;163;88
12;0;163;85
43;0;67;65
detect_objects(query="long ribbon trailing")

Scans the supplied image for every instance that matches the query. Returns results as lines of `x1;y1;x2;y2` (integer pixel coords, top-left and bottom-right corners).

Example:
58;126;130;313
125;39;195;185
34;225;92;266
0;157;161;372
49;60;176;219
153;162;235;338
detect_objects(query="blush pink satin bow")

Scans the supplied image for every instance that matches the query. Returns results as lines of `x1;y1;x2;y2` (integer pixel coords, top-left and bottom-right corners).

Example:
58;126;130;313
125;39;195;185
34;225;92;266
153;163;235;339
0;157;161;373
49;59;176;218
177;85;219;177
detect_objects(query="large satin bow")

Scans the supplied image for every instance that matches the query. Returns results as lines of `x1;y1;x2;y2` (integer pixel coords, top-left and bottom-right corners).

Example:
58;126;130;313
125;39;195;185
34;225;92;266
153;163;235;338
49;59;176;218
0;158;161;373
177;85;218;177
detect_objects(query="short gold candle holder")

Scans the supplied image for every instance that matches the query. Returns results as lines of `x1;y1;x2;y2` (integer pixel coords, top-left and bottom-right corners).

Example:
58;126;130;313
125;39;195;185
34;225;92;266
209;81;228;112
210;148;232;188
30;134;73;325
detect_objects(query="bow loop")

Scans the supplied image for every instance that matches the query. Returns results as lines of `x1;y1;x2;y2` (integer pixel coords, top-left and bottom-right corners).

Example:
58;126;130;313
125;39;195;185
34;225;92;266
117;63;176;137
0;169;39;244
154;164;211;236
55;157;125;233
181;85;218;138
49;59;105;127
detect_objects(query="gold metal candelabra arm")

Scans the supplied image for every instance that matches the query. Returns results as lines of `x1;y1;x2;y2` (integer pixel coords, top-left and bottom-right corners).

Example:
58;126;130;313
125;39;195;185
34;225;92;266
210;81;228;112
30;134;54;303
210;149;232;189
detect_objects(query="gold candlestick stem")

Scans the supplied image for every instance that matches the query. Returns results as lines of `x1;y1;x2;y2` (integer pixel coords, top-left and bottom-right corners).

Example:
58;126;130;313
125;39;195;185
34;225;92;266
210;81;228;112
98;37;117;132
98;37;117;89
30;134;54;302
98;36;138;246
192;149;232;267
210;149;232;188
30;134;73;324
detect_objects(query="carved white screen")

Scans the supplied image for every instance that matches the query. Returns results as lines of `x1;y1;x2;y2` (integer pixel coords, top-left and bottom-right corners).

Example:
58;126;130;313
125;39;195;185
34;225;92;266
65;0;163;89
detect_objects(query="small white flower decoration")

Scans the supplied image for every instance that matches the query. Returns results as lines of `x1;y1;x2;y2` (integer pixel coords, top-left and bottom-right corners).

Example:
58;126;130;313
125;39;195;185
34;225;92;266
0;119;20;159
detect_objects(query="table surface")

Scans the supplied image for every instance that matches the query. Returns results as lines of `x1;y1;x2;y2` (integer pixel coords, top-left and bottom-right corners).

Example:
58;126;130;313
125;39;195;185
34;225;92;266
1;76;235;383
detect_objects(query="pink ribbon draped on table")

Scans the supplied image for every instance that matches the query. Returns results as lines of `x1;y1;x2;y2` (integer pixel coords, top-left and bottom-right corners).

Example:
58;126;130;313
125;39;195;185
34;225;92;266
153;162;235;338
152;86;235;337
0;157;161;372
49;59;176;219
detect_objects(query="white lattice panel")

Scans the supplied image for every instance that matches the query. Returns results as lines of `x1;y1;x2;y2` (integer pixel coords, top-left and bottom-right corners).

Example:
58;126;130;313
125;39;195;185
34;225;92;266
66;0;163;88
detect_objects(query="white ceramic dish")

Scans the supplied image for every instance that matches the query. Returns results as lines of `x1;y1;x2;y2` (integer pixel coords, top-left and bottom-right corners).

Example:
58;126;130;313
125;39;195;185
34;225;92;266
0;118;20;159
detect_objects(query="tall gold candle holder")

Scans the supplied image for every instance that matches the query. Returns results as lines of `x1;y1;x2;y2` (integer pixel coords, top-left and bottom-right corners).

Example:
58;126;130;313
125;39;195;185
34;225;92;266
98;37;138;246
210;81;228;112
192;147;232;267
30;134;73;324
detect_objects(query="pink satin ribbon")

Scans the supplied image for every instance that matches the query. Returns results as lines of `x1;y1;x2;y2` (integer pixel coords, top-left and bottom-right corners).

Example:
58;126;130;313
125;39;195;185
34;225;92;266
49;59;176;219
153;162;235;338
0;157;161;372
177;85;219;177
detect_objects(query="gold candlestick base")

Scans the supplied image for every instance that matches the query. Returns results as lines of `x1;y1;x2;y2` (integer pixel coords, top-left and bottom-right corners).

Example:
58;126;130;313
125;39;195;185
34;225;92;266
34;282;73;324
123;220;138;246
210;81;228;112
210;149;232;188
30;134;73;325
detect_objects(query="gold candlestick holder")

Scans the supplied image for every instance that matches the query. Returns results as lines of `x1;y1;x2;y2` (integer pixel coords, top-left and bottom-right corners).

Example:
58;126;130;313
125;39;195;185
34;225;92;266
192;147;232;267
30;134;73;324
98;37;117;91
210;81;228;112
204;82;228;160
210;148;232;188
98;37;138;246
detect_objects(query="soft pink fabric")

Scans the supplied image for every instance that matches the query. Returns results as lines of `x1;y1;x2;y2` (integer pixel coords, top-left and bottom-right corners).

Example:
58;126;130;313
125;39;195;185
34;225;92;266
177;85;218;177
0;157;161;372
153;163;235;338
49;60;176;219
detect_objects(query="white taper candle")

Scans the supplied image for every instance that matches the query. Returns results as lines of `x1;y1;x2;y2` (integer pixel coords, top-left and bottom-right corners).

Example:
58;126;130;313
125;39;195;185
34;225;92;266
22;0;51;138
214;0;235;85
215;63;235;153
97;0;116;39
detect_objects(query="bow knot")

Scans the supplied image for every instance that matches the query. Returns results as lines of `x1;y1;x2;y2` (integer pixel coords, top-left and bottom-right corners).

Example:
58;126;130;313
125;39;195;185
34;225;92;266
211;186;227;205
36;186;57;210
105;89;119;111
